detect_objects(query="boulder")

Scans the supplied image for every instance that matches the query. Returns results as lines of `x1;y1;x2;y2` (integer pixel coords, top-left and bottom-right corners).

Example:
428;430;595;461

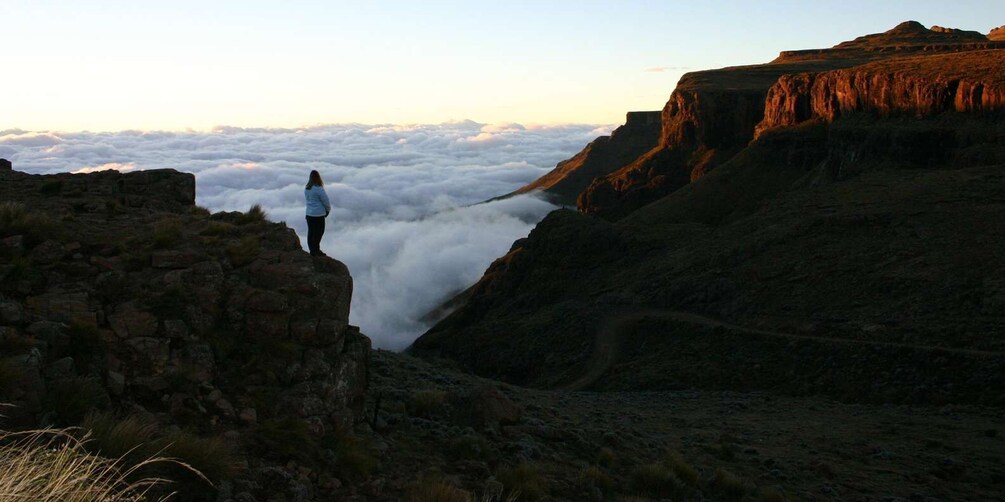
151;250;205;269
245;290;289;312
30;240;65;264
107;370;126;396
239;407;258;425
126;337;170;369
25;292;96;327
108;302;158;339
0;300;24;324
44;357;76;379
0;235;24;255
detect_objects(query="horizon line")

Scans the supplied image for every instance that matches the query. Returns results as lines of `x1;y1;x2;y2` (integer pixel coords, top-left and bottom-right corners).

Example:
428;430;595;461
0;118;633;136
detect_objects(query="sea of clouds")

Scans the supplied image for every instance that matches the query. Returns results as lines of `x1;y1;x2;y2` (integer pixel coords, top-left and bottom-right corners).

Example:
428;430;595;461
0;121;611;349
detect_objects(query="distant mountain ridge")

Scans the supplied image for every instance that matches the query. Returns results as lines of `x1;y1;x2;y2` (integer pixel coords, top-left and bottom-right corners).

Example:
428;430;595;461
411;21;1005;404
573;21;1005;219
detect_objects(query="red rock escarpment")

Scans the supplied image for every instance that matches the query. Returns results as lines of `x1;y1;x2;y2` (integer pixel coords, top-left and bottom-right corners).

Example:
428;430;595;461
989;25;1005;41
756;50;1005;138
576;65;841;219
575;22;1005;219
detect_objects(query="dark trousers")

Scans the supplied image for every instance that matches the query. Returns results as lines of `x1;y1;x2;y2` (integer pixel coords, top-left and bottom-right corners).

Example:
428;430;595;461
306;215;326;255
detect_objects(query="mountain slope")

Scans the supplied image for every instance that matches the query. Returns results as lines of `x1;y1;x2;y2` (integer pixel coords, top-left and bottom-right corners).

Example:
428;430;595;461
411;24;1005;406
572;21;1004;219
506;111;661;206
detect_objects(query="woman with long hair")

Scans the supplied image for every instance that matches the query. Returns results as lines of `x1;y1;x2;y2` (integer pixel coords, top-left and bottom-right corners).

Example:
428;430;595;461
304;170;331;256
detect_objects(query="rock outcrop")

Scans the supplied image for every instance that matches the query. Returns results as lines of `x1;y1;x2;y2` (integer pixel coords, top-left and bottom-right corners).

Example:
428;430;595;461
835;20;987;48
573;21;1005;219
0;165;369;499
577;68;786;218
991;25;1005;41
756;50;1005;138
507;111;661;206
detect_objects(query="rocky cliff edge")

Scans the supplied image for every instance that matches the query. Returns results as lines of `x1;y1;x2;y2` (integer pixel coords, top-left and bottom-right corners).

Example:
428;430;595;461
0;162;370;499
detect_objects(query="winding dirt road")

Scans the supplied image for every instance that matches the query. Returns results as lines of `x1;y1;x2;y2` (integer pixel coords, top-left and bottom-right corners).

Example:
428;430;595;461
558;309;1003;391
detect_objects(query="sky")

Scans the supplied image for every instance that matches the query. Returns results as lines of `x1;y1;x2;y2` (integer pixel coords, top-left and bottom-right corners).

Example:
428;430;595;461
2;0;1002;131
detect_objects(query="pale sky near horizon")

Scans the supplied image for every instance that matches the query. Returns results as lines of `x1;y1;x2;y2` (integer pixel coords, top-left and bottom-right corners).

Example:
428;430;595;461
3;0;1002;132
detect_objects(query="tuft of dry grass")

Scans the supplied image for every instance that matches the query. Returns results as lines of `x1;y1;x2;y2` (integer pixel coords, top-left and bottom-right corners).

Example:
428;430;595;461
578;465;614;495
665;451;700;487
334;433;377;480
629;462;688;499
188;206;211;217
406;474;472;502
225;235;262;266
757;485;793;502
495;463;547;501
236;204;267;224
0;201;59;246
0;358;29;394
709;467;749;501
249;417;317;463
152;218;183;249
409;389;448;418
200;221;236;237
596;446;616;467
80;412;158;462
405;473;521;502
0;427;172;501
44;377;111;425
155;430;236;485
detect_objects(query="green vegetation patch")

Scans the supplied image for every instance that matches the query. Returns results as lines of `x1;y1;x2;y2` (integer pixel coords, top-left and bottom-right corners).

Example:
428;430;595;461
235;204;268;225
248;417;317;463
44;376;111;425
152;217;184;249
496;462;547;501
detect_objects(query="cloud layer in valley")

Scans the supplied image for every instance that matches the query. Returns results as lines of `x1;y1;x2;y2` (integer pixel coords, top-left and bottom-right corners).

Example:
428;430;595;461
3;121;610;349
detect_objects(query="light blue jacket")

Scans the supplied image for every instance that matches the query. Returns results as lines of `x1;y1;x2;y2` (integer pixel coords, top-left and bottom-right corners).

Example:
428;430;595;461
305;185;331;217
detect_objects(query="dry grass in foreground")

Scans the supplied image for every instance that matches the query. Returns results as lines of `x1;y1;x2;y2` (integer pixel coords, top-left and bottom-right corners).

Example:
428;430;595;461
0;427;183;501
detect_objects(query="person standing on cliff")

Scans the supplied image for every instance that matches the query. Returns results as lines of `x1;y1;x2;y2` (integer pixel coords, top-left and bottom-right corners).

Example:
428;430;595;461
304;170;331;257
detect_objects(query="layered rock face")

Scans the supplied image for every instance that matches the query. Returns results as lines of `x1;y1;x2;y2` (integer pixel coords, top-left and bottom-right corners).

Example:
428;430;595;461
991;25;1005;41
507;111;660;206
577;72;783;218
757;50;1005;137
0;166;369;497
574;21;1005;219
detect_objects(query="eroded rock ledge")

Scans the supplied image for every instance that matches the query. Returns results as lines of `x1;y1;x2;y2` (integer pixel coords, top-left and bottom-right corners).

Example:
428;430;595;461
0;164;369;499
756;50;1005;137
